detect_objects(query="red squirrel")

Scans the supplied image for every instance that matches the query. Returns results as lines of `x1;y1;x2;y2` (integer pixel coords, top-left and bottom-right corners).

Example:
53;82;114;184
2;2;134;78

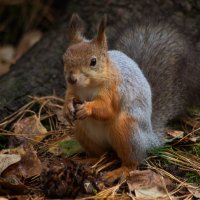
63;14;200;182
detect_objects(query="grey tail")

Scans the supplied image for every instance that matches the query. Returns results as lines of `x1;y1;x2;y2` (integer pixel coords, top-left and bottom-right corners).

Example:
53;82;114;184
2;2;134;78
110;16;200;134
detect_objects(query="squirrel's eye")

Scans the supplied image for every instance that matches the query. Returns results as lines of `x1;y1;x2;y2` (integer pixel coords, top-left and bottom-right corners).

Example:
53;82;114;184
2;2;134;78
90;57;96;67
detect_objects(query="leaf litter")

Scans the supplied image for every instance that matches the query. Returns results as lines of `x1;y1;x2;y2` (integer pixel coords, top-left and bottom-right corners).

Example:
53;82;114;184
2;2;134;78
0;96;199;199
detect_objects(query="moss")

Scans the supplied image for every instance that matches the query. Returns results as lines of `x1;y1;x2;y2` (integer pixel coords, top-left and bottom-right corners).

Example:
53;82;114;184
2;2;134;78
149;145;172;156
185;172;200;184
190;143;200;156
59;139;84;157
149;145;172;166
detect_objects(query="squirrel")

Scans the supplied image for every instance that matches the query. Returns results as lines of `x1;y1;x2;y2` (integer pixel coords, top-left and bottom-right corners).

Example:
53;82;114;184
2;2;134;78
63;14;200;183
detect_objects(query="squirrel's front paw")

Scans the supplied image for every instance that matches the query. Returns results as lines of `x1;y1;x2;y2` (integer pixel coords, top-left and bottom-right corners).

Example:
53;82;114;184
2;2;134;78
64;100;76;124
75;102;92;120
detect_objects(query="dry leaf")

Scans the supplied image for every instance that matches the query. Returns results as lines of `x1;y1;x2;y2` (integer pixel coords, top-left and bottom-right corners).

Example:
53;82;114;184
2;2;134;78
135;186;168;199
0;146;25;155
48;145;63;156
54;108;68;125
127;170;171;190
2;144;42;179
189;136;199;142
0;154;21;175
18;144;42;178
0;176;27;195
14;115;47;144
46;133;72;156
166;130;184;139
188;187;200;198
127;170;172;199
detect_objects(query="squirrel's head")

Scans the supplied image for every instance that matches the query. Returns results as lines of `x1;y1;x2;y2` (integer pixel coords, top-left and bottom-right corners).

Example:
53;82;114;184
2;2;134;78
63;14;109;88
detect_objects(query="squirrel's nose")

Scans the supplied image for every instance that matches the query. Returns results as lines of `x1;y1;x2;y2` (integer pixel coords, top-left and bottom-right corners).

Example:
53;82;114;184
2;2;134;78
67;75;77;84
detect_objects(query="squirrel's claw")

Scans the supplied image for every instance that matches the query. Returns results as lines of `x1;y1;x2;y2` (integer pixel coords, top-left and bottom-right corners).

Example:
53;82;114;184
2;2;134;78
64;100;76;124
75;102;91;119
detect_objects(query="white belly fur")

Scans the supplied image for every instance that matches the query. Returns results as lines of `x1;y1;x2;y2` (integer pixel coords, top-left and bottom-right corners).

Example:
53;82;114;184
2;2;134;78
76;87;110;149
81;118;110;149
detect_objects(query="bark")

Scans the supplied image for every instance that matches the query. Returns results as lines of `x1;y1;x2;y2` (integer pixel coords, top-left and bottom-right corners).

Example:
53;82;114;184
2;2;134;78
0;0;200;120
0;22;68;120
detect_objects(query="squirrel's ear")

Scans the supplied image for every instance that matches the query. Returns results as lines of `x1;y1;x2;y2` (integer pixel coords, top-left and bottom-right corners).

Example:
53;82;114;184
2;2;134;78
96;15;107;49
68;13;84;44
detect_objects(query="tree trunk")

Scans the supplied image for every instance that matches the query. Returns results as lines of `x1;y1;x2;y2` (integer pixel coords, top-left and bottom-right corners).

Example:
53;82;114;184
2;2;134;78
0;22;68;120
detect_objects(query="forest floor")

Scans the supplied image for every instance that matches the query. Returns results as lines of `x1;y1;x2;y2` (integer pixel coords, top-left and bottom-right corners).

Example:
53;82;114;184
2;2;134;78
0;96;199;199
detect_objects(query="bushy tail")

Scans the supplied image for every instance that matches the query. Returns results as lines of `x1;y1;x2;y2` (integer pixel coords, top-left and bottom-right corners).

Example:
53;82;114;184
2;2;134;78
110;17;200;133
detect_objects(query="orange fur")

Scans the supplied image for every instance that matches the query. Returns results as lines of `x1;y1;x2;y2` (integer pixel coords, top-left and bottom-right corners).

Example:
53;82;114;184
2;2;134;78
88;84;120;121
101;166;132;183
109;112;137;167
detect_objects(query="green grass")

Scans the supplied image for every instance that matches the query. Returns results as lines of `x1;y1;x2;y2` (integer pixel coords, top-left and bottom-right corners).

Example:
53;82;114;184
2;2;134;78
185;172;200;184
149;145;172;156
189;142;200;156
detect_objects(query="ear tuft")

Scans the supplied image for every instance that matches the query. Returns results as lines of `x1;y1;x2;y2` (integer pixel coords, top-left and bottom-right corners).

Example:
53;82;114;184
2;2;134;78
96;15;107;49
97;15;107;37
68;13;85;44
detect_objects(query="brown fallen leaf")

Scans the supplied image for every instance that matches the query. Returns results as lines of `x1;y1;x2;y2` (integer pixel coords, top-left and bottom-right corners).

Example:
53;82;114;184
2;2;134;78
0;154;21;175
166;130;184;139
2;144;42;179
189;136;199;142
0;146;25;155
135;187;169;199
14;115;47;144
188;187;200;198
0;176;28;195
54;108;69;125
127;170;172;199
127;170;171;190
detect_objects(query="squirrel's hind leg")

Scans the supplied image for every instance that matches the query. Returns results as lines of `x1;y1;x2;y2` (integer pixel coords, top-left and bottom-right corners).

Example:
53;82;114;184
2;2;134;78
109;112;138;167
102;113;138;184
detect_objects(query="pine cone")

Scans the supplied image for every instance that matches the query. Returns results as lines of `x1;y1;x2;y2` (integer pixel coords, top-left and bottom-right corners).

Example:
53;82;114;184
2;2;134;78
40;158;86;198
